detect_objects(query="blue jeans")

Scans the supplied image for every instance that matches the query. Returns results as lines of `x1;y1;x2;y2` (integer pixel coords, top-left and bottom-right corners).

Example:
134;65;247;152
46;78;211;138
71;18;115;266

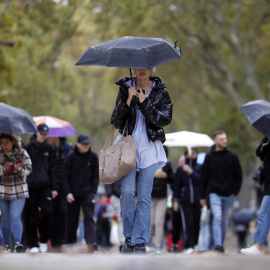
120;163;159;246
209;193;234;246
0;199;26;245
253;195;270;245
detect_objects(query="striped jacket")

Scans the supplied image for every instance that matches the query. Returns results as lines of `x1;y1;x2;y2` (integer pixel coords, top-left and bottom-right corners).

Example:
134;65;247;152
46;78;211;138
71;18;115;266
0;148;32;200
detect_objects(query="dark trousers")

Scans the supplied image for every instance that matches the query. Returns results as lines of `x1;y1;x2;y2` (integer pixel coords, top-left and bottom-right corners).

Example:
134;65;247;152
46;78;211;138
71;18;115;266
24;187;53;248
66;193;96;244
172;209;183;245
181;202;201;248
50;188;66;246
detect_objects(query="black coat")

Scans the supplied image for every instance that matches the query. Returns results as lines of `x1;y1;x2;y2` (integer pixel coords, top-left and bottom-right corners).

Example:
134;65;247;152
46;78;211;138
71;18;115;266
173;158;201;204
152;161;173;198
111;76;173;143
256;137;270;195
105;181;121;198
200;147;242;198
63;146;99;198
24;134;58;190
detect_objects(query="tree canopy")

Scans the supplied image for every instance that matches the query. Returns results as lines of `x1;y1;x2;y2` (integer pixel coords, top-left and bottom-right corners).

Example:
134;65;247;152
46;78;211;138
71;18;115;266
1;0;270;186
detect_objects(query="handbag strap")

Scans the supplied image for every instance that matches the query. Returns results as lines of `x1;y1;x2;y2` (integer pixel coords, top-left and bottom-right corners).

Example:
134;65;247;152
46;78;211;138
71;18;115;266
103;120;129;149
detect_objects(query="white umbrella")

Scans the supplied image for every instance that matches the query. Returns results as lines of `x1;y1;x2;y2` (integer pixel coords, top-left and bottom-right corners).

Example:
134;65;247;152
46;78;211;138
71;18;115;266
164;130;214;153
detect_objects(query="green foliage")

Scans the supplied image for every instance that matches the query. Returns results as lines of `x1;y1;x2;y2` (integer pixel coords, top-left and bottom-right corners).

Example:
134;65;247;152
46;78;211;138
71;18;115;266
1;0;270;179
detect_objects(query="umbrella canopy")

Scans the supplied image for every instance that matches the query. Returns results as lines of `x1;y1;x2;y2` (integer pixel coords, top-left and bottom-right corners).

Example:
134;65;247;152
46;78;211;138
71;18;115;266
0;102;37;134
164;131;214;153
240;99;270;139
75;36;181;69
33;116;77;137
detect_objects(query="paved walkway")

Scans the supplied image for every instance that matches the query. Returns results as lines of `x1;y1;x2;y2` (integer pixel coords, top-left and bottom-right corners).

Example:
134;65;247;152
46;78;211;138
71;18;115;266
1;251;270;270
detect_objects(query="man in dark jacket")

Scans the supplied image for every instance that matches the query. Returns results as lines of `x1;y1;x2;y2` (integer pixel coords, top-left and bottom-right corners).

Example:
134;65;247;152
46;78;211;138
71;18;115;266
63;134;99;253
200;130;242;253
24;123;58;254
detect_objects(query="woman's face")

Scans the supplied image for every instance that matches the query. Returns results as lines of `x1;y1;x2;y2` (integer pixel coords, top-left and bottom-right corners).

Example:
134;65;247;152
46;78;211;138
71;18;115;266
135;69;152;80
0;138;13;153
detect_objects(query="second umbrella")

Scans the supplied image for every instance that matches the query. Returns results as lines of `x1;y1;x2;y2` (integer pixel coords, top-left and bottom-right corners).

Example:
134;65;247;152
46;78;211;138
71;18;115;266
33;116;77;137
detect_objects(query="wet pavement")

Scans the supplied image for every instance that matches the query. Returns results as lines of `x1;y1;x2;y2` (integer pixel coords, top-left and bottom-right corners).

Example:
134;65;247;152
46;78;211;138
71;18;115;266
1;249;270;270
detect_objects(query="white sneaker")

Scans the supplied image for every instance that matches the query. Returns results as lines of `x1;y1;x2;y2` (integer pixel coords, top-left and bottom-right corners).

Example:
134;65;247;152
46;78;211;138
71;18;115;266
240;245;262;255
39;243;48;253
184;248;194;255
155;246;162;255
30;247;39;254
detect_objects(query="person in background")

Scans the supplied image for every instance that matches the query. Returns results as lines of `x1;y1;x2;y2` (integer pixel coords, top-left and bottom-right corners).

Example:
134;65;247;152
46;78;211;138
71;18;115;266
150;145;173;254
63;134;99;253
95;195;114;250
24;124;58;254
200;130;242;253
0;134;32;253
47;137;73;252
111;67;173;254
241;137;270;255
172;148;201;255
105;180;125;251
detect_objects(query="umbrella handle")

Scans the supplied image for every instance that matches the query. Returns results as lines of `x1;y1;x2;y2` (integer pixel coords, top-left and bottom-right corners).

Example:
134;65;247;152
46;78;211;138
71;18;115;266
129;68;133;87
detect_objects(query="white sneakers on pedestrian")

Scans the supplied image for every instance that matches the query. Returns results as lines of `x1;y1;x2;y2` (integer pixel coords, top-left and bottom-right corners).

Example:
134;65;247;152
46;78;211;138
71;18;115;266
30;247;39;254
183;248;194;255
39;243;48;253
240;245;263;255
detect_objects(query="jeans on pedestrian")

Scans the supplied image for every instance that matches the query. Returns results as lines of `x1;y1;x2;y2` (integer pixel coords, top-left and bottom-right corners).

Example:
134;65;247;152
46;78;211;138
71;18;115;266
197;209;211;251
209;193;234;246
0;199;26;245
120;163;159;246
253;195;270;245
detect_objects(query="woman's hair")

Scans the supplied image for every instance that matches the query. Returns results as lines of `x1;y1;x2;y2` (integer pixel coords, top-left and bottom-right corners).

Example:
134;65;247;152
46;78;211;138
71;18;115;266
0;133;20;150
131;67;156;74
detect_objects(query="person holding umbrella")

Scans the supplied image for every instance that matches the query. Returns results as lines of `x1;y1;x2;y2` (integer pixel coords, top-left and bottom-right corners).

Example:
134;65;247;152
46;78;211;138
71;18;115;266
0;134;32;253
241;137;270;255
111;67;173;253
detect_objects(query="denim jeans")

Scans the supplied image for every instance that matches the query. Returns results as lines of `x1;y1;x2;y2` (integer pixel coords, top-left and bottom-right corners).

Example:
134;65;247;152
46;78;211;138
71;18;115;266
0;199;26;245
209;193;234;246
253;195;270;245
120;163;159;246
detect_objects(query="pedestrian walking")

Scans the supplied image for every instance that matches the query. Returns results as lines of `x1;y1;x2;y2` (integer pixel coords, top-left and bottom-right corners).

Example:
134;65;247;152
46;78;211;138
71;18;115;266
172;148;202;255
151;145;173;254
111;67;173;253
47;137;73;252
0;134;32;253
241;137;270;255
105;180;125;251
95;195;114;250
63;134;99;253
200;130;242;253
24;123;58;254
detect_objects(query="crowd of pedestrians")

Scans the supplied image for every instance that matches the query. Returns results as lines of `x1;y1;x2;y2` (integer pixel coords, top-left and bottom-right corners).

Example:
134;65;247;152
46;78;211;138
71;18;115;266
2;122;270;256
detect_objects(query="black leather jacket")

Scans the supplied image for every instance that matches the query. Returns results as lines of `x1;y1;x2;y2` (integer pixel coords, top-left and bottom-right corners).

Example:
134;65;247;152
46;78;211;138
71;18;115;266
111;76;173;143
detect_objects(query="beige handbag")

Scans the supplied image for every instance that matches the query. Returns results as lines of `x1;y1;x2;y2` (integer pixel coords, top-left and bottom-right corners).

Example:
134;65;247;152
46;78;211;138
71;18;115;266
99;121;137;184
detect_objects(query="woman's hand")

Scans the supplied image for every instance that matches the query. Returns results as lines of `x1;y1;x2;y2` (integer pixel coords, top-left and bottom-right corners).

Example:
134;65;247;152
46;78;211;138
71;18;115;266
126;87;137;107
5;162;12;171
173;201;179;212
137;89;147;104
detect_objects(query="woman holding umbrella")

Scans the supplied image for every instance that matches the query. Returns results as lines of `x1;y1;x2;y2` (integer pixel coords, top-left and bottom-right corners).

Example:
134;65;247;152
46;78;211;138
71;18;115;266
111;67;173;253
0;134;32;253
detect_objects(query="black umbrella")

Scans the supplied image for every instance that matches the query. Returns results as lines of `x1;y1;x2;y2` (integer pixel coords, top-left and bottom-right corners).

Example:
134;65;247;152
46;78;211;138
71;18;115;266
0;102;37;134
75;36;181;69
240;99;270;139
